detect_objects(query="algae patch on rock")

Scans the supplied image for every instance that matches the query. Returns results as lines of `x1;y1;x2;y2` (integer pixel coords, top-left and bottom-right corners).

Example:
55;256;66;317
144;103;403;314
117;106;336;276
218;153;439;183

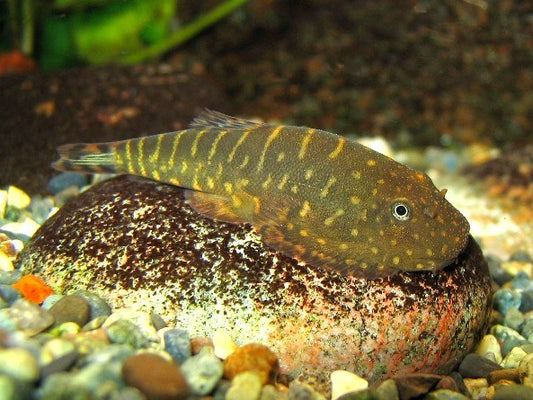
20;175;492;389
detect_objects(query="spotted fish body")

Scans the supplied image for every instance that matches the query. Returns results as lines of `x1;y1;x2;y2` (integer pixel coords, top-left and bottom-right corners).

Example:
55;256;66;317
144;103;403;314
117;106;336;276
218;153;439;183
53;110;470;278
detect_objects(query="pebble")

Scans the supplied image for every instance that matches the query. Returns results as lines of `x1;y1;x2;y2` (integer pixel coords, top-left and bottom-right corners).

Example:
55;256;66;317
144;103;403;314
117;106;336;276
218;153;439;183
213;329;238;359
48;294;91;327
493;384;533;400
0;190;7;219
28;195;55;224
260;384;282;400
0;284;21;304
287;382;325;400
47;172;89;195
74;290;112;319
0;217;40;239
501;346;527;369
475;334;503;364
103;308;159;343
122;352;189;400
0;374;17;400
0;298;54;336
462;378;488;399
487;256;513;286
106;319;151;348
518;353;533;386
0;347;39;382
512;271;533;290
504;306;524;331
424;389;469;400
224;343;279;385
520;292;533;313
225;371;263;400
6;186;31;209
163;328;191;364
458;353;502;378
331;370;369;400
40;350;79;379
487;368;522;385
191;336;213;354
181;346;224;396
0;270;22;285
374;379;399;400
493;289;522;316
491;324;529;355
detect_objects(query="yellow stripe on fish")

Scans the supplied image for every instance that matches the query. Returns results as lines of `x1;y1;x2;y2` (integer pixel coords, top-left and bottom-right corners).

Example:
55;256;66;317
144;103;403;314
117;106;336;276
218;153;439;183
52;110;470;278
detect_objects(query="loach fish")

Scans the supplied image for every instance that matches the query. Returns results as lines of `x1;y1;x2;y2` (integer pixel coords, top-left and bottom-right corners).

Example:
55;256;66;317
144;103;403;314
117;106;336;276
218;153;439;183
52;110;470;278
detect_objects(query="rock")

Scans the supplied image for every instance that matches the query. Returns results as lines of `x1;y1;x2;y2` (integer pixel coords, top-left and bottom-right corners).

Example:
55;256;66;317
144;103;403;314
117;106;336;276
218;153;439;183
0;270;22;285
458;353;502;378
47;172;89;195
373;379;399;400
518;353;533;387
462;378;488;399
487;368;522;385
0;374;17;400
19;175;493;395
213;329;238;359
40;350;79;380
0;190;7;219
287;382;325;400
224;343;279;385
260;384;283;400
103;308;159;343
0;298;54;335
181;346;224;396
122;353;189;400
225;371;263;400
331;370;368;400
475;334;503;364
519;290;533;313
504;307;524;331
493;384;533;400
163;328;191;364
424;389;469;400
501;346;527;369
74;290;112;320
191;336;214;355
105;319;151;348
48;294;90;327
494;289;522;316
487;256;512;286
6;186;31;209
512;271;533;290
491;325;528;356
392;373;442;399
0;348;39;382
0;252;14;271
40;338;76;365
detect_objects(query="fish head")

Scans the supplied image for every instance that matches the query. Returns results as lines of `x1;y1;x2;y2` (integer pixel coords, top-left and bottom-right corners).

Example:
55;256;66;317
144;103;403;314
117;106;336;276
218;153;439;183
362;166;470;273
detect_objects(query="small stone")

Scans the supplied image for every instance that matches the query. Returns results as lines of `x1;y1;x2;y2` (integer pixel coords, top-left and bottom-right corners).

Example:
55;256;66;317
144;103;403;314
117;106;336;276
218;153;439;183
510;250;533;263
181;346;224;396
103;308;159;343
519;291;533;313
491;325;529;356
106;319;150;348
0;190;7;219
0;348;39;382
74;290;112;320
213;329;238;359
213;379;232;400
487;368;522;385
49;321;81;336
6;186;31;209
374;379;399;400
47;172;89;195
520;316;533;338
48;294;91;327
224;343;279;385
487;256;512;286
501;346;527;369
82;343;134;366
476;334;503;364
164;328;191;364
518;353;533;386
40;338;76;364
331;370;368;400
462;378;488;399
0;374;17;400
122;353;189;400
40;294;63;310
287;382;325;400
504;307;525;331
493;384;533;400
150;312;167;330
260;384;283;400
0;298;54;335
512;271;533;290
82;315;107;332
0;269;22;285
494;289;522;316
191;336;213;355
392;374;442;399
40;350;79;379
226;371;263;400
0;252;14;271
424;389;469;400
28;195;55;224
0;284;21;304
53;186;81;208
458;353;502;378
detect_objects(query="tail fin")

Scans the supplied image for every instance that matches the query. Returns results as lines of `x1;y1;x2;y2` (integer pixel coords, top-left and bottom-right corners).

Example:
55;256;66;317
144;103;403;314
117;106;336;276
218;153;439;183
52;142;118;174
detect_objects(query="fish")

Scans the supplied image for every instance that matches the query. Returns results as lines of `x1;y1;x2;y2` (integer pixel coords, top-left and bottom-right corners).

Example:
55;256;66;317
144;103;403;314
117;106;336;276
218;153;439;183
52;110;470;278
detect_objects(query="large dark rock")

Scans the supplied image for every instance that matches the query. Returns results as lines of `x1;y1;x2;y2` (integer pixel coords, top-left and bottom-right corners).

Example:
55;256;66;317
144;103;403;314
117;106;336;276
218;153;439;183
20;175;492;393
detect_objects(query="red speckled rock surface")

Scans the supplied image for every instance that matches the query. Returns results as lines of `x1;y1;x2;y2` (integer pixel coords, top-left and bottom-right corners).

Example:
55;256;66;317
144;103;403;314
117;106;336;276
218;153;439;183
20;175;492;392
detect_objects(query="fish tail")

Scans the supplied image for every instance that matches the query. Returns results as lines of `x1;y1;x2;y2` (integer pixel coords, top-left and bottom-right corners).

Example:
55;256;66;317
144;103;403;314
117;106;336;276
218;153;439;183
52;142;118;174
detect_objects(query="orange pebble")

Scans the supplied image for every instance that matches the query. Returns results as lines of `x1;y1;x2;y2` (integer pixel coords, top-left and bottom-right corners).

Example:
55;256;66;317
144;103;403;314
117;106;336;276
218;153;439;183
12;275;54;304
224;343;279;385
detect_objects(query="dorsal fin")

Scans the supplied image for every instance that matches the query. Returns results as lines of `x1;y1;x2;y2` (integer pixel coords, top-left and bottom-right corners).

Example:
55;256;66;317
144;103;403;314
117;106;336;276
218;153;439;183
190;109;264;129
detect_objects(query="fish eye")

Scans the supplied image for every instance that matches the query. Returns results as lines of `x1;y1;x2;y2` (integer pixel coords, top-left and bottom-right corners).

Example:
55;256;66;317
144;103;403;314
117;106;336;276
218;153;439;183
392;201;411;221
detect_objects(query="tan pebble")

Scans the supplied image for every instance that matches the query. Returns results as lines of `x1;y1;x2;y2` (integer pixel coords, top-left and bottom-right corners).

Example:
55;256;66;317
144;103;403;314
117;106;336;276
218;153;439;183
0;190;7;219
487;368;523;385
463;378;488;399
190;337;213;355
0;252;14;271
502;346;527;369
7;186;31;209
212;329;238;359
260;384;284;400
518;352;533;386
331;370;369;400
1;218;40;237
476;334;503;364
226;371;262;400
224;343;279;385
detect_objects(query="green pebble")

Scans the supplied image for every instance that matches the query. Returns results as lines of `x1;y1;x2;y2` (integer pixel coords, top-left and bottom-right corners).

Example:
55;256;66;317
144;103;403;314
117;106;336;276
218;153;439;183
0;348;39;382
424;389;469;400
0;374;17;400
106;319;150;348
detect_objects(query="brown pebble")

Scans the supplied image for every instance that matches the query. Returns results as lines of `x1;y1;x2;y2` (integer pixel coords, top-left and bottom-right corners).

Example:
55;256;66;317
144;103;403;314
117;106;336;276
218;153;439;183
122;353;189;400
224;343;279;385
190;337;213;355
435;375;459;392
487;368;524;385
392;373;442;399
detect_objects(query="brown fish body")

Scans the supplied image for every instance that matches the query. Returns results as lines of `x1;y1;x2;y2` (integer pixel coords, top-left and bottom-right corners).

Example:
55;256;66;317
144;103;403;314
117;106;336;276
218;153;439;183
53;111;470;277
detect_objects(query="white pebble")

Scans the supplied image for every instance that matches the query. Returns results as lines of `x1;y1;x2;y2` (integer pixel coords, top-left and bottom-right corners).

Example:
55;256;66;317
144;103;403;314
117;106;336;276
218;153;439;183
331;370;368;400
6;186;31;209
1;218;40;238
475;334;503;364
501;346;527;369
0;252;14;271
212;329;238;359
